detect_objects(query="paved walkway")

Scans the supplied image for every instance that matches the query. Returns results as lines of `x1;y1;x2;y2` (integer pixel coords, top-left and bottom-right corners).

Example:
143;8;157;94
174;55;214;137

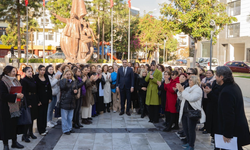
1;98;250;150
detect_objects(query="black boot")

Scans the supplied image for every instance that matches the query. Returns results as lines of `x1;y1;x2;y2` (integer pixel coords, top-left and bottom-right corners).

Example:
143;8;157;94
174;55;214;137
11;141;24;149
22;135;30;143
77;123;83;127
73;123;80;129
29;132;37;139
3;145;9;150
107;103;110;113
163;124;172;132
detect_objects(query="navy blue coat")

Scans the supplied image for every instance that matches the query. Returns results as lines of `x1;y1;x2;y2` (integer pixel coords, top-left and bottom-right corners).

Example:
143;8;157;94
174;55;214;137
116;67;134;90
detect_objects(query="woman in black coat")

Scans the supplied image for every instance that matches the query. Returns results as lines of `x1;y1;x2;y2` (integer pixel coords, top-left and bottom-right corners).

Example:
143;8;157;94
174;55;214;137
137;69;148;118
72;68;86;129
131;67;139;112
0;66;24;150
95;67;105;114
21;67;39;142
34;65;52;136
205;80;221;142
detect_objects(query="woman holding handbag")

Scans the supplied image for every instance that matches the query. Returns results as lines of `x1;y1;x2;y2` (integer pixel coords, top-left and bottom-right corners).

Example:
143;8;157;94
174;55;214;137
21;67;39;142
177;75;205;150
0;66;24;150
59;69;78;135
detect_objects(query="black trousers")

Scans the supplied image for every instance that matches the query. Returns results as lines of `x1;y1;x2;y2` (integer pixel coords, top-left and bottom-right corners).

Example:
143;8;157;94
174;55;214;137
37;104;48;134
73;99;82;125
139;92;147;115
148;105;160;123
202;98;208;129
3;117;18;145
23;120;34;136
182;113;198;147
165;111;179;128
120;88;131;113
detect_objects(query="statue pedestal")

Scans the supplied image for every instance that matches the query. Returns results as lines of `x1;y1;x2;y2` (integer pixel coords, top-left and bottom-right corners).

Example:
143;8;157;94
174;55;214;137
12;58;19;68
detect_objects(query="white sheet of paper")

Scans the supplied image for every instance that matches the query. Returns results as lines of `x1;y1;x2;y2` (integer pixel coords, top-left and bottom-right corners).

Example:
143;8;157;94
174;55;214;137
215;134;238;150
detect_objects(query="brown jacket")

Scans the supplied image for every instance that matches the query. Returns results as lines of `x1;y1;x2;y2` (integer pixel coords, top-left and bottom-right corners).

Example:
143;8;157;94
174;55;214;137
82;78;94;107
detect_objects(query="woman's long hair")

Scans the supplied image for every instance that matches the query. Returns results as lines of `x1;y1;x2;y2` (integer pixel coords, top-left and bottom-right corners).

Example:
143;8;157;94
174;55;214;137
61;69;75;81
0;65;14;81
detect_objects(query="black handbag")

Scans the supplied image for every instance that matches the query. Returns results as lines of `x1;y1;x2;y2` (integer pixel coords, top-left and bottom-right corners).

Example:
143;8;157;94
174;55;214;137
18;97;32;125
187;102;201;120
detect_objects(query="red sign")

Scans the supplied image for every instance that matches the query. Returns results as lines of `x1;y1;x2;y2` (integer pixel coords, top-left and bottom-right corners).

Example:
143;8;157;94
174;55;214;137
110;0;114;8
128;0;131;8
25;0;28;6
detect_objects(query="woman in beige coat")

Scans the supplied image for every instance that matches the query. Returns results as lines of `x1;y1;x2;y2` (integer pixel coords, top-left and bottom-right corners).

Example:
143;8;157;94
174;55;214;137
102;65;112;113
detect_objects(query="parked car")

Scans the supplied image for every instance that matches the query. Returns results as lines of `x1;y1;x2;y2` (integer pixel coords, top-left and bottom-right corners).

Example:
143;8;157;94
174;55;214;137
224;61;250;73
176;59;187;65
197;57;218;70
6;50;38;59
45;52;66;59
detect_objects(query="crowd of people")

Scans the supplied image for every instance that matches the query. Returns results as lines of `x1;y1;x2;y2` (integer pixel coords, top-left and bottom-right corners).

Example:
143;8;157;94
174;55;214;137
0;60;250;150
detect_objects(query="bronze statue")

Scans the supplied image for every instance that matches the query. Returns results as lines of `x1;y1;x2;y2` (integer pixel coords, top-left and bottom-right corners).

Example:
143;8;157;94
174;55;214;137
51;0;96;63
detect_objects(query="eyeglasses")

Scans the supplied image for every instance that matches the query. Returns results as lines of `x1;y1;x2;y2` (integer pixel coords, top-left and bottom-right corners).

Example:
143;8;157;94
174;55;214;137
187;73;193;75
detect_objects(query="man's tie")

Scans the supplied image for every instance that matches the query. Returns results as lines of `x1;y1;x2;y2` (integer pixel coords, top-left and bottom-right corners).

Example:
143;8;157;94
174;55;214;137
123;67;126;76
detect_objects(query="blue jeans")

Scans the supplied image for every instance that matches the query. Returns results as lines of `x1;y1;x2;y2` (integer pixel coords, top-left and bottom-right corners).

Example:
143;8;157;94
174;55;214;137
61;109;74;133
47;95;57;122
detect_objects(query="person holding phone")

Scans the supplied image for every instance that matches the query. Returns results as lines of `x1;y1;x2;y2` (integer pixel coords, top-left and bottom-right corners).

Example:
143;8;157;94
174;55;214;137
21;67;39;142
0;66;25;149
145;62;162;123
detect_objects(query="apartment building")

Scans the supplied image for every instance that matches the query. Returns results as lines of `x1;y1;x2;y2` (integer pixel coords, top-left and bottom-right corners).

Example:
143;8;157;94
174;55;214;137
197;0;250;65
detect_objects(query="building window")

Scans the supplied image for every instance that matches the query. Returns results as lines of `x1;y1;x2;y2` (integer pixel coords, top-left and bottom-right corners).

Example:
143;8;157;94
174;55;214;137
45;33;54;41
228;0;241;16
227;23;240;38
201;41;210;57
41;18;49;26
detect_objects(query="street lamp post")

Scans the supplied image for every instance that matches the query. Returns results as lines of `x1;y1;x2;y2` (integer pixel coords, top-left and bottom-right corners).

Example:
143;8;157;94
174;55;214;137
163;37;168;64
154;43;162;64
210;19;215;70
144;42;150;63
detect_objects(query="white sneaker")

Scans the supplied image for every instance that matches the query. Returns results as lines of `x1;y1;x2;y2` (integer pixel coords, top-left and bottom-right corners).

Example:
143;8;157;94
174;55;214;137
41;132;46;136
51;121;58;126
133;108;136;113
113;111;116;113
45;130;49;134
47;122;55;128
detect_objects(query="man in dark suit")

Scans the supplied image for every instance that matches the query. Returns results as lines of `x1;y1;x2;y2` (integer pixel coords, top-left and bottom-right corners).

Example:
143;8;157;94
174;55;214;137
215;66;250;150
116;59;134;116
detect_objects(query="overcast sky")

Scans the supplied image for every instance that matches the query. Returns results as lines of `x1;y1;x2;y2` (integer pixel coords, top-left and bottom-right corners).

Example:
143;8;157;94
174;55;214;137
130;0;170;17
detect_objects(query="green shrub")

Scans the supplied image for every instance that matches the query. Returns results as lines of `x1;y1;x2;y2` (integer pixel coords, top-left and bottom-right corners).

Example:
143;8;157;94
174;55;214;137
9;58;64;63
97;59;107;63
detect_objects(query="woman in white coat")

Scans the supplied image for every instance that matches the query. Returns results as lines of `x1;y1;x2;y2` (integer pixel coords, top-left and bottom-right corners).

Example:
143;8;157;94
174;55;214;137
177;75;205;150
102;65;112;113
45;65;60;128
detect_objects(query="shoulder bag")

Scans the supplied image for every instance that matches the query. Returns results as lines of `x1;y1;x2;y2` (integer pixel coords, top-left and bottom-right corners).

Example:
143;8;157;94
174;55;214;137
187;101;201;120
18;97;32;125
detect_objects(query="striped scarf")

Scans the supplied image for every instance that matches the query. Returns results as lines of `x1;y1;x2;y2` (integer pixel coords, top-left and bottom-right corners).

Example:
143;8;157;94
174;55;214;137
1;75;21;118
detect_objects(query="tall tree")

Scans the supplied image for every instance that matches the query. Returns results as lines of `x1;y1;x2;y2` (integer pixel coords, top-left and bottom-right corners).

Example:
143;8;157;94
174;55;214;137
0;0;42;58
160;0;237;66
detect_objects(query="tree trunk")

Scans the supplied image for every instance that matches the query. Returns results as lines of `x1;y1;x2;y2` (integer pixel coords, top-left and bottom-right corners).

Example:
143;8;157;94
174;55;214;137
166;48;168;63
17;0;21;58
193;40;198;68
97;4;100;60
102;18;105;59
31;31;33;58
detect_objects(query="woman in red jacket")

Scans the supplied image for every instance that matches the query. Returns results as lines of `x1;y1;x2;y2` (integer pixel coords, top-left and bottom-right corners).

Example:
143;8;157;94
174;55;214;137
164;70;179;132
